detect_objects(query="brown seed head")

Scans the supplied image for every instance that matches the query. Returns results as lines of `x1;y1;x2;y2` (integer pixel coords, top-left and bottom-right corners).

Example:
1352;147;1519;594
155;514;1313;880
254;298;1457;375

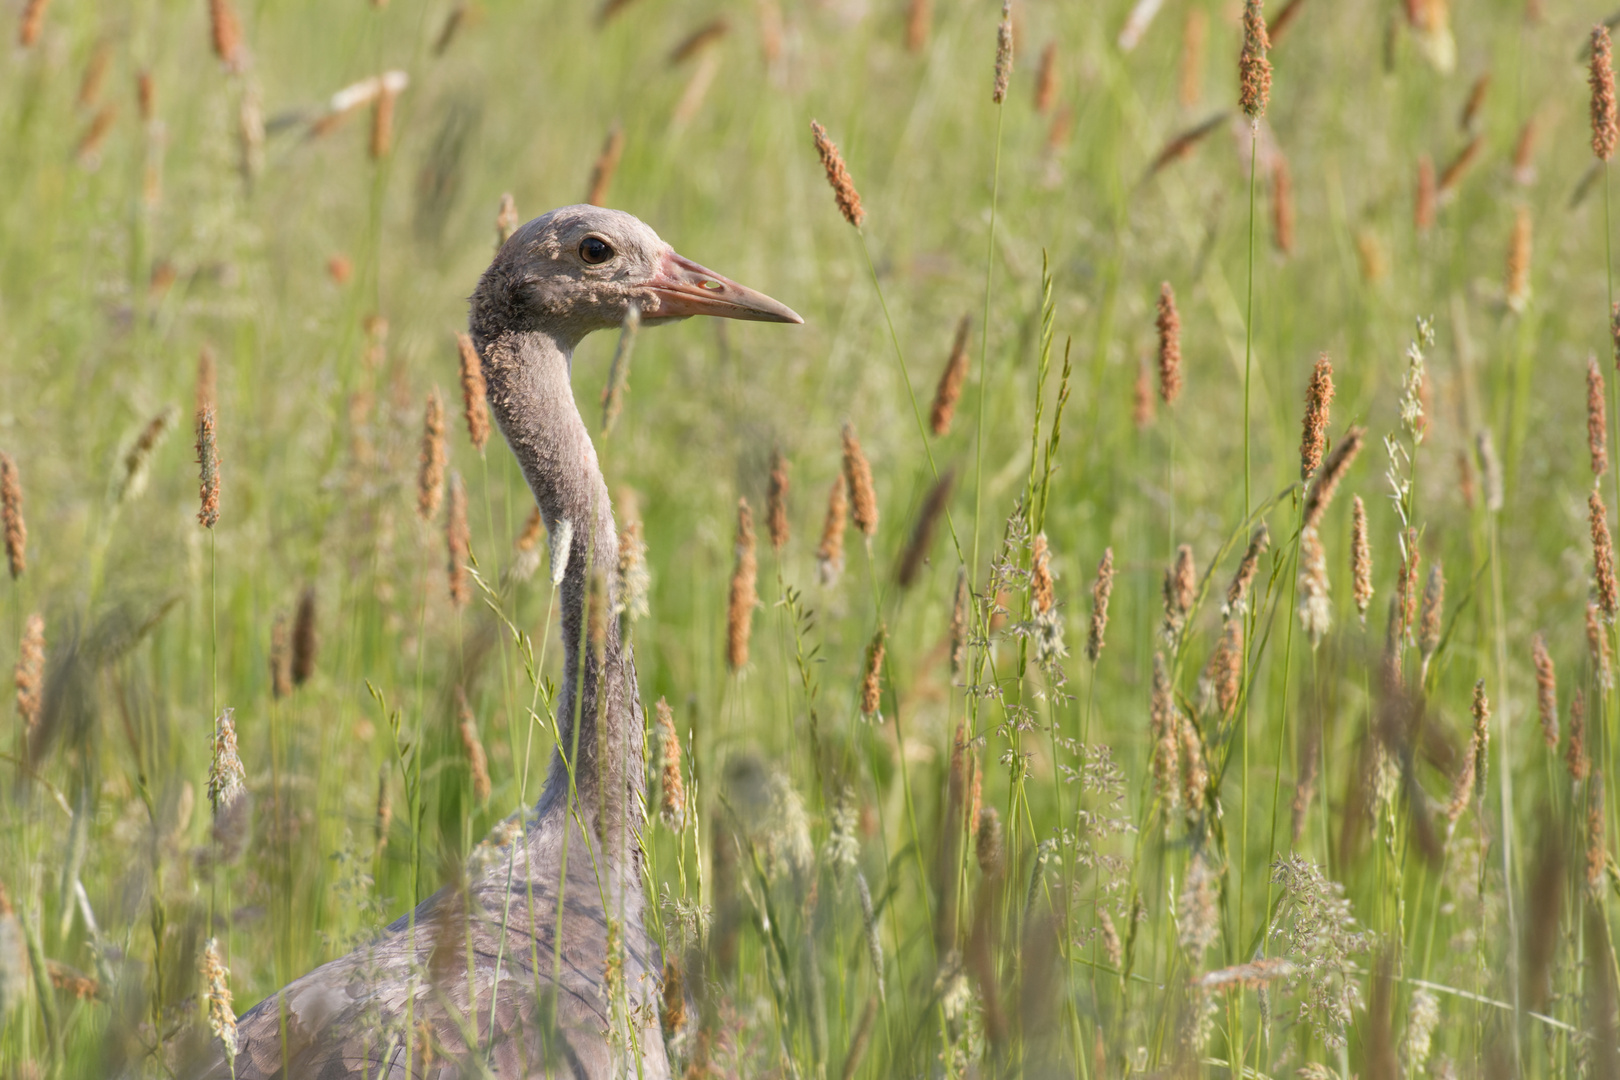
1444;721;1478;828
1133;360;1155;428
656;698;686;829
327;254;352;284
268;613;291;700
930;316;972;436
1147;114;1226;177
456;687;490;802
1;453;25;580
1459;71;1490;133
369;86;397;160
446;471;471;608
1592;355;1610;477
1531;633;1558;748
1155;282;1182;405
810;121;865;228
1415;155;1436;233
1271;150;1295;256
1511;115;1539;186
1351;496;1373;622
1178;6;1207;106
1396;527;1421;646
1177;710;1209;814
1591;602;1614;689
660;958;686;1037
1224;524;1269;619
1593;487;1618;621
906;0;930;52
209;0;243;68
196;407;221;529
1206;617;1243;716
1593;26;1618;162
1239;0;1272;120
975;805;1003;874
417;389;447;522
1087;548;1115;663
292;585;317;686
77;43;110;110
726;498;757;671
137;70;156;123
1150;653;1181;808
860;625;887;720
200;936;238;1062
1589;777;1608;893
1470;680;1491;798
495;192;519;248
992;0;1013;105
1030;532;1055;615
587;128;625;208
949;566;970;679
74;105;116;167
767;449;790;554
842;423;878;538
1505;206;1532;314
1303;424;1365;531
19;0;50;47
1417;561;1444;665
1034;42;1057;113
1297;526;1332;647
1300;353;1334;481
1569;689;1590;781
896;469;954;589
457;333;490;452
1163;544;1196;642
14;613;44;733
1437;136;1482;200
816;478;847;585
668;17;729;64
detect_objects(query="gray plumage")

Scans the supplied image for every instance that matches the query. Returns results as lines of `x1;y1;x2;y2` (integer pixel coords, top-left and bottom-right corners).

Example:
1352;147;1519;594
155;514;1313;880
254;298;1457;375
185;206;798;1079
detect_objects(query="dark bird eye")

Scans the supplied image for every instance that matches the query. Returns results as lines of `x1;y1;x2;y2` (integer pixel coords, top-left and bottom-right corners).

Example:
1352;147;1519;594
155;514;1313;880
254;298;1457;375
579;237;614;265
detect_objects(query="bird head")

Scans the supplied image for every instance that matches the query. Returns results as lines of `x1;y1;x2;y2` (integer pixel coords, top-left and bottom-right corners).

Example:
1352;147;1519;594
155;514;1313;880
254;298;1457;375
472;204;801;344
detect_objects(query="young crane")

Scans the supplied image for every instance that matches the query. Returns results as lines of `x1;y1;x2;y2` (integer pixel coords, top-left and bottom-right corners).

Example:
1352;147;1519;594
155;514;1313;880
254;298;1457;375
192;207;801;1078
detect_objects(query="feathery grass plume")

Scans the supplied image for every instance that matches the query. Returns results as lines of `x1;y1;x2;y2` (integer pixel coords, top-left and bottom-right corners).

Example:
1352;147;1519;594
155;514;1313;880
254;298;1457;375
1475;429;1503;512
1351;496;1372;622
495;192;519;248
115;407;177;504
615;520;649;622
1271;150;1295;255
200;938;238;1065
1095;907;1123;968
1512;115;1539;185
446;471;471;608
209;0;244;69
1414;155;1436;232
1588;777;1607;893
1203;617;1243;717
975;806;1003;874
1417;561;1443;671
1395;527;1421;645
375;764;392;851
18;0;49;46
1150;653;1181;809
1302;424;1364;531
897;470;954;588
292;585;317;685
14;614;43;733
1176;6;1208;105
1087;548;1115;662
930;316;972;436
655;698;685;829
1155;282;1182;404
1446;682;1490;828
1224;524;1269;618
195;405;220;529
1162;544;1196;643
456;333;489;452
1133;360;1155;428
1;453;24;580
1178;711;1209;813
1594;26;1618;161
1531;634;1558;748
767;449;790;554
1146;112;1227;176
1402;989;1441;1077
950;565;970;677
1504;205;1531;313
1437;135;1481;200
992;0;1013;104
905;0;930;51
1178;851;1219;958
1592;355;1610;477
810;121;865;228
1031;532;1054;614
1297;527;1332;648
1239;0;1272;120
816;478;847;585
207;708;246;817
1034;42;1057;112
842;423;878;538
268;614;291;699
1593;487;1618;621
369;81;397;159
855;870;886;998
1300;354;1334;480
585;127;625;208
417;389;447;522
859;626;886;720
513;506;544;581
455;687;490;802
1591;602;1614;688
726;498;757;671
1569;690;1590;781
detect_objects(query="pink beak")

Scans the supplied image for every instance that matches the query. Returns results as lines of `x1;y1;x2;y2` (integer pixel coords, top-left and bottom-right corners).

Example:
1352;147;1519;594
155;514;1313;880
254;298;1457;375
643;250;803;324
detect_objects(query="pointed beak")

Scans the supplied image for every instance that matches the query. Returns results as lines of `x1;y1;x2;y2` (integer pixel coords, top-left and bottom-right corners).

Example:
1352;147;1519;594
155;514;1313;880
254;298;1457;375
643;250;803;324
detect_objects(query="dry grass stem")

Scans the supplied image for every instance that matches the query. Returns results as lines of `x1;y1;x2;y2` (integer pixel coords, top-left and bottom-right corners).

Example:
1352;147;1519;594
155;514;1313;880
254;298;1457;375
1297;526;1331;648
811;121;865;227
930;316;972;436
1134;361;1155;428
587;128;625;207
1459;72;1490;132
669;17;729;64
369;84;397;159
200;937;238;1064
1150;653;1181;808
1588;778;1608;893
1512;116;1540;185
727;498;757;671
1266;0;1305;44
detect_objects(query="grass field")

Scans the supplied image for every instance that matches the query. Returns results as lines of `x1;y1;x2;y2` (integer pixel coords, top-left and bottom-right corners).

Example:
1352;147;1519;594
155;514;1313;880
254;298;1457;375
3;0;1619;1076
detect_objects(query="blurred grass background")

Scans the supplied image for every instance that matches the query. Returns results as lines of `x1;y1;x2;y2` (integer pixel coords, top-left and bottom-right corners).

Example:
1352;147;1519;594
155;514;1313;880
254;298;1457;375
2;0;1618;1075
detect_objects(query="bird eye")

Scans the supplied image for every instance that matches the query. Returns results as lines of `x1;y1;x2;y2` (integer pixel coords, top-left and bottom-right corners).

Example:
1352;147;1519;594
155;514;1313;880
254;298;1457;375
579;236;614;265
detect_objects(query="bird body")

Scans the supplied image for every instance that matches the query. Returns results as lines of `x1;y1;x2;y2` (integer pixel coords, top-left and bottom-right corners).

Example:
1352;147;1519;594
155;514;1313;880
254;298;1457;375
187;206;799;1079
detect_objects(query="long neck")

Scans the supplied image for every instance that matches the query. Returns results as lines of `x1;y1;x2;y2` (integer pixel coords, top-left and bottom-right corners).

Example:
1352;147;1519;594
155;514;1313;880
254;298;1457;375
479;327;642;867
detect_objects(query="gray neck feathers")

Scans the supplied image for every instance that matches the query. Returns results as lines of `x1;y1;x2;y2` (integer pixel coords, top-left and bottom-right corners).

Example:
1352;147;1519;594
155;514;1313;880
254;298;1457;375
477;326;642;872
